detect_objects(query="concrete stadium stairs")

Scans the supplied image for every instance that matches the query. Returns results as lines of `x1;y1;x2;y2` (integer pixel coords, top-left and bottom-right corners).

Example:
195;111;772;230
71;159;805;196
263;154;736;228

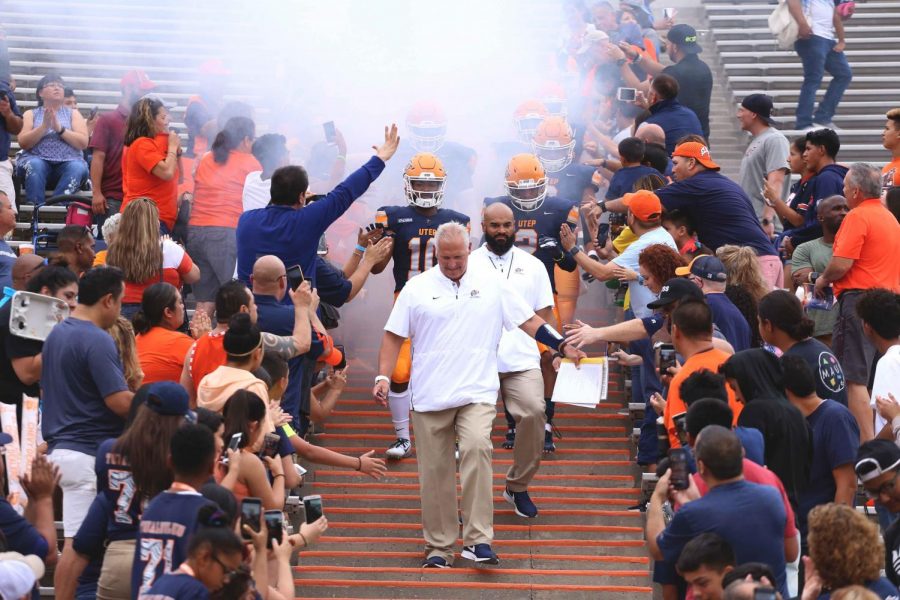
294;301;651;600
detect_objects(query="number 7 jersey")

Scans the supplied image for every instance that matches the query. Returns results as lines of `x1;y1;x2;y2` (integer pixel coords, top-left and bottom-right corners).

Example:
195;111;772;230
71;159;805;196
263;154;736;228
375;205;471;292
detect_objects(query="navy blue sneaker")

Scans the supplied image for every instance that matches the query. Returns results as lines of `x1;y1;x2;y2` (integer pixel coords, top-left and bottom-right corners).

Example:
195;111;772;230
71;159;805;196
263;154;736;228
543;429;556;453
422;555;451;568
503;487;538;518
461;543;500;565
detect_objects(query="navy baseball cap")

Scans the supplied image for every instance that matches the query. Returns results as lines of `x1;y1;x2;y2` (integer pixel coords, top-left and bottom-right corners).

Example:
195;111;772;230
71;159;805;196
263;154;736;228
741;94;777;126
856;440;900;483
677;255;728;282
667;24;702;54
145;382;195;422
647;277;704;309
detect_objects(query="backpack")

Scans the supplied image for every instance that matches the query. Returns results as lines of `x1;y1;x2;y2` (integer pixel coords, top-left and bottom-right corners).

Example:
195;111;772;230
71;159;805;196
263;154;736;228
769;0;799;50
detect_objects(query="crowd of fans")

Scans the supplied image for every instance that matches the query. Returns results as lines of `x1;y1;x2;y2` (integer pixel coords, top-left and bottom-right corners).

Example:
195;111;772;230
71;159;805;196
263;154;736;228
0;0;899;599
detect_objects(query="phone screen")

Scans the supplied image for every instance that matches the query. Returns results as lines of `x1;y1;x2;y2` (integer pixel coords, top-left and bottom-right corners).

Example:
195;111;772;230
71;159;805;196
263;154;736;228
617;87;637;102
753;588;778;600
304;495;323;524
262;433;280;459
323;121;336;143
657;343;677;375
286;265;304;291
264;510;283;548
240;498;262;539
668;448;690;490
228;433;242;453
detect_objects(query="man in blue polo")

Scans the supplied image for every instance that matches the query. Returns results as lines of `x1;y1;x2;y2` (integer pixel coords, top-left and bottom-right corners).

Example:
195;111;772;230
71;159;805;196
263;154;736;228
599;141;782;289
236;124;400;294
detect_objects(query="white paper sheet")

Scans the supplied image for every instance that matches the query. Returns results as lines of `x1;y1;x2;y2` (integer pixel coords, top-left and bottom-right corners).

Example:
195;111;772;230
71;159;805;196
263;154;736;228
550;358;608;407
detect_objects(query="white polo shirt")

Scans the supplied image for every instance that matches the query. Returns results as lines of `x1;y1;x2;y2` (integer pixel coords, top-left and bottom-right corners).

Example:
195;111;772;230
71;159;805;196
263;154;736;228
470;244;554;374
384;260;534;412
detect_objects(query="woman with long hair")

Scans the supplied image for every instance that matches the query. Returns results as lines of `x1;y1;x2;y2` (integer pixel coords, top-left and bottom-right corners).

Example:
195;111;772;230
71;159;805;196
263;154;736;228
121;96;181;232
107;197;199;320
53;382;193;600
758;290;848;406
715;244;770;301
186;116;261;317
720;349;811;510
134;282;210;384
15;74;89;205
220;389;285;509
107;316;143;392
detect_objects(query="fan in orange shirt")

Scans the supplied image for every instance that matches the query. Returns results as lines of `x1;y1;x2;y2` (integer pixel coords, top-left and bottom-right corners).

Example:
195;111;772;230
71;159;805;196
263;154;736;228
882;108;900;195
121;96;181;232
185;117;261;318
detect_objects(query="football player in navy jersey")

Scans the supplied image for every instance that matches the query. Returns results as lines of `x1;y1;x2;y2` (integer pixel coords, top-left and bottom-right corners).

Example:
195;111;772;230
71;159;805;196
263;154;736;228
132;423;218;597
55;382;195;600
379;101;478;216
483;153;580;453
371;152;470;460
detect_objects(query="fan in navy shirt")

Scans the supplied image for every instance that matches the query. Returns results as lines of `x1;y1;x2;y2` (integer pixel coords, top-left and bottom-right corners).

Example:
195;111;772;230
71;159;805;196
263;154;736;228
782;356;859;540
139;510;245;600
132;424;218;598
236;125;399;292
643;74;704;155
605;142;778;260
605;138;660;201
646;426;791;597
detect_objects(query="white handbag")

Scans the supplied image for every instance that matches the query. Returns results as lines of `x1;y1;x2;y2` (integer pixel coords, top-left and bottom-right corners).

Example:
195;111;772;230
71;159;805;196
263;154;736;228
769;0;800;50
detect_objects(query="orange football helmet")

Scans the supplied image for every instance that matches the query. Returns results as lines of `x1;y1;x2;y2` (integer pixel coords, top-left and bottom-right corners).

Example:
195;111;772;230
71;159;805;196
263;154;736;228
406;101;447;153
504;153;548;212
532;116;576;173
513;100;549;144
537;81;568;118
403;152;447;208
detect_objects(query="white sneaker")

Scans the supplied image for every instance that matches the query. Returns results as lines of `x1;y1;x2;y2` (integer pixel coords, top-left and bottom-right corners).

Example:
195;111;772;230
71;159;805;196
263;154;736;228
385;438;412;459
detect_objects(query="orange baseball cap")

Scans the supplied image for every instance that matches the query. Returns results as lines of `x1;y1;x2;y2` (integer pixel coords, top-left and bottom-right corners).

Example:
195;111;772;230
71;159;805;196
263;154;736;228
622;189;663;221
672;141;720;170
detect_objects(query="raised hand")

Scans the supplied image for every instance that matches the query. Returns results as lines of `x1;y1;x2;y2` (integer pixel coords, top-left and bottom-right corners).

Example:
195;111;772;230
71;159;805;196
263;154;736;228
374;124;400;162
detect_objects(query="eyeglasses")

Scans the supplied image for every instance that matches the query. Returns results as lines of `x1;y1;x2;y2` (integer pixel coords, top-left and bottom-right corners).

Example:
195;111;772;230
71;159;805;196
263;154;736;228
864;471;900;500
211;554;244;583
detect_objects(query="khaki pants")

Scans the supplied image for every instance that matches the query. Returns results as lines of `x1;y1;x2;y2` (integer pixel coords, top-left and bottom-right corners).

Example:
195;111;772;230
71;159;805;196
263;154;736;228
411;402;496;564
500;369;545;492
98;538;135;600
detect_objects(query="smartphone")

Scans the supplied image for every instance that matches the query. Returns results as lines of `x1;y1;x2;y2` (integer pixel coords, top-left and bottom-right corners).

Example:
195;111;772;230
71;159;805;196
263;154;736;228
333;344;347;371
664;7;677;19
294;463;308;477
89;106;99;120
316;234;328;256
228;432;242;453
264;510;284;548
753;588;778;600
673;412;687;445
240;497;262;540
303;494;324;524
668;448;690;490
616;87;637;102
261;433;280;459
323;121;336;144
286;265;304;292
657;343;677;376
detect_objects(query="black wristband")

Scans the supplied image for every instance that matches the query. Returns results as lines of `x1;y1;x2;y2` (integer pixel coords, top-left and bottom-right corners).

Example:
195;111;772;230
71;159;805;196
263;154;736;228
597;199;607;212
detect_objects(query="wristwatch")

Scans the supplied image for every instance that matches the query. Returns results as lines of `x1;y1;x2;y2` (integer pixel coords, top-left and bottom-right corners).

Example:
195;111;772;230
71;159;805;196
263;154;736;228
571;245;584;256
57;126;66;136
374;375;390;384
596;199;608;213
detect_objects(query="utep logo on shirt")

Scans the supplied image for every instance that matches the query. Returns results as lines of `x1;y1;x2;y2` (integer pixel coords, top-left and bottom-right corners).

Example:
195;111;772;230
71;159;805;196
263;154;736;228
470;289;480;298
818;351;845;394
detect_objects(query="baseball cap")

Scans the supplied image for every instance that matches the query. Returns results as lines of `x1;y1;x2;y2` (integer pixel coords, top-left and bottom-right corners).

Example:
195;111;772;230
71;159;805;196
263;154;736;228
199;58;231;77
0;431;12;446
672;141;720;171
0;552;45;599
667;24;702;54
740;93;776;126
646;277;704;310
855;440;900;483
622;190;663;221
145;381;195;422
577;25;610;54
675;255;728;282
120;69;156;91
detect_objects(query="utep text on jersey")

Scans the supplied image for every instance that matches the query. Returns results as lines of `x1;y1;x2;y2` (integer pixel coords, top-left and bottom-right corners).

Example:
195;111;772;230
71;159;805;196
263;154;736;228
483;195;579;292
375;205;471;292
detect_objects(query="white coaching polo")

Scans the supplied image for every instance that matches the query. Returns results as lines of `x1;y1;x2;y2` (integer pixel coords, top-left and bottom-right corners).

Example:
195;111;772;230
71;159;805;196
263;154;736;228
384;261;534;412
470;244;554;374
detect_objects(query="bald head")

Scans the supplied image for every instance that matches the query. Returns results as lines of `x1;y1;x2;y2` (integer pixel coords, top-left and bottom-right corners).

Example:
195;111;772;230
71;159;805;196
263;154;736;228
252;255;287;299
12;254;47;290
637;123;666;146
482;201;514;224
